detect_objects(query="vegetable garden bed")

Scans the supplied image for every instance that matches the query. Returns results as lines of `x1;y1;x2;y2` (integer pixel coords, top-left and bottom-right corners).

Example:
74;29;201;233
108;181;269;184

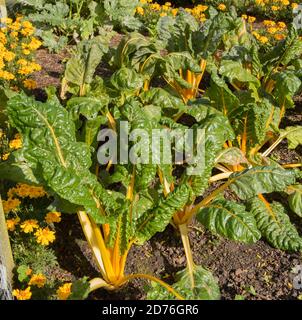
1;0;302;301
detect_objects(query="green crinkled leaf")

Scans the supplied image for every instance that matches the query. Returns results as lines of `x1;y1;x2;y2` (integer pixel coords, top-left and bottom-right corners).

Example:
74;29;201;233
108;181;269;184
263;25;302;68
162;52;202;91
273;72;301;110
102;0;140;29
135;164;157;191
189;113;234;196
197;199;261;243
113;32;161;73
67;96;109;121
63;35;110;89
147;266;220;300
280;126;302;149
206;73;240;116
136;184;191;244
229;166;296;200
6;93;114;223
0;153;43;185
17;265;30;283
248;197;302;251
69;277;90;300
185;98;217;122
288;185;302;218
110;67;144;95
215;147;248;166
231;98;275;148
220;60;260;88
140;88;186;115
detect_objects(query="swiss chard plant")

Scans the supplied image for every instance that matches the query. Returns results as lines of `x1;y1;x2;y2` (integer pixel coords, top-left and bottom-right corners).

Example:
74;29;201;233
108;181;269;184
14;0;141;52
0;88;226;300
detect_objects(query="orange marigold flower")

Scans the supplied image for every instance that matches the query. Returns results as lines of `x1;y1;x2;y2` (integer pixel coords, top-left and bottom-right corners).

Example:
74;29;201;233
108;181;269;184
13;287;32;300
45;212;62;224
57;283;72;300
6;217;20;231
20;219;39;233
29;274;46;288
35;227;56;246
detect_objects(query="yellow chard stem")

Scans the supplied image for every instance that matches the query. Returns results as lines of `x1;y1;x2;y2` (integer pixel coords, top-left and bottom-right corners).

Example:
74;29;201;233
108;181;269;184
188;180;232;218
209;172;233;182
90;218;117;283
179;224;195;288
77;211;108;282
89;277;115;293
106;112;117;131
282;163;302;169
143;80;149;92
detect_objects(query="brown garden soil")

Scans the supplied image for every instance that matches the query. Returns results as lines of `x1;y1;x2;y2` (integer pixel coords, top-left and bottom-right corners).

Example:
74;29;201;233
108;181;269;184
35;48;302;300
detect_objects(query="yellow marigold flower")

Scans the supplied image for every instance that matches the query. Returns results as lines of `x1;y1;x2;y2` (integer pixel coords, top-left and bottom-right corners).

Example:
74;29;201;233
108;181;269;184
20;219;39;233
140;0;147;3
217;4;226;11
281;0;289;5
292;3;298;9
252;31;261;40
21;28;34;36
136;6;144;15
13;287;32;300
10;21;21;31
274;33;285;40
0;70;15;80
29;274;46;288
23;79;37;90
241;14;248;20
3;198;21;214
0;18;13;25
150;3;160;11
248;16;256;23
9;137;22;150
45;212;62;224
3;51;16;62
18;67;31;75
22;21;33;29
277;21;286;29
268;27;278;34
160;12;167;17
2;153;10;161
10;31;18;38
171;8;178;16
57;283;72;300
9;183;46;199
162;5;169;11
263;20;276;27
22;49;31;55
6;217;20;232
259;36;269;44
0;31;7;44
29;62;41;72
17;59;28;66
271;5;280;11
28;38;42;50
165;2;171;6
35;227;56;246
